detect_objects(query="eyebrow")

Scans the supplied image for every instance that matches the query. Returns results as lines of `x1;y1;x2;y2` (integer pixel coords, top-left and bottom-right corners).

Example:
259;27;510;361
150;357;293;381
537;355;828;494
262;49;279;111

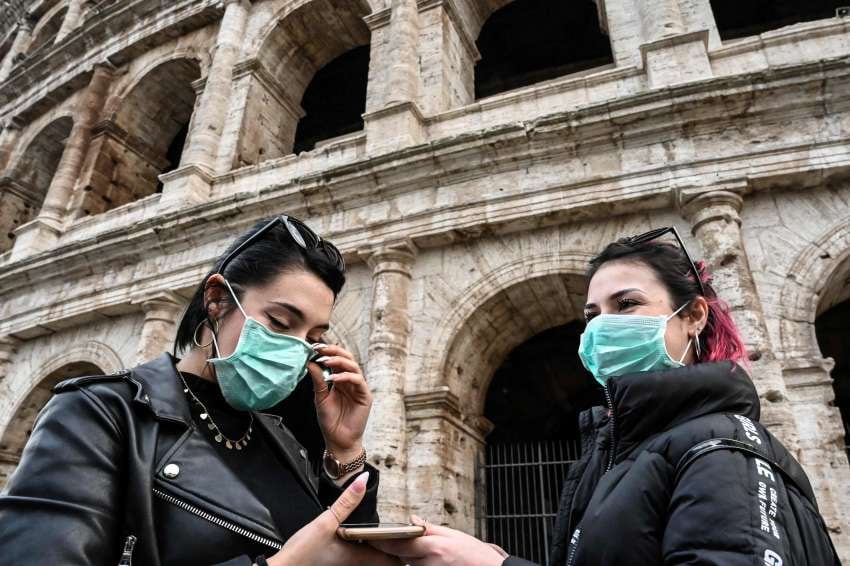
584;288;644;311
270;301;330;331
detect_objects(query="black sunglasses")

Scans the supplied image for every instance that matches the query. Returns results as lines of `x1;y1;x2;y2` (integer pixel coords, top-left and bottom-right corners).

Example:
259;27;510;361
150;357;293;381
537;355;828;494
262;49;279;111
216;215;345;275
623;226;706;296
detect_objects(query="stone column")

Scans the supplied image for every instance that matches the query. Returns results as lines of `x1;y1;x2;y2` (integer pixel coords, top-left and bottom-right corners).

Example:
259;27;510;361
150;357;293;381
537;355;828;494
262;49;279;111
362;243;417;521
416;0;480;115
161;0;250;206
0;18;33;82
0;335;22;383
405;389;492;532
10;63;113;260
363;0;426;155
0;120;22;172
781;355;850;558
636;0;712;88
680;190;797;443
55;0;84;43
133;292;185;364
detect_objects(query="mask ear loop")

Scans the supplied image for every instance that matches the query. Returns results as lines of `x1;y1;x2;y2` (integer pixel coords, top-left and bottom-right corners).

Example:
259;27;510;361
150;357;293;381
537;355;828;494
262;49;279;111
668;300;694;364
207;279;248;360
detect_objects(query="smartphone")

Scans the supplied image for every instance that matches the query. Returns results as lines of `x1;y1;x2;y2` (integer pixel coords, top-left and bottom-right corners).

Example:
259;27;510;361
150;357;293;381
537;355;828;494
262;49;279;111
336;522;426;541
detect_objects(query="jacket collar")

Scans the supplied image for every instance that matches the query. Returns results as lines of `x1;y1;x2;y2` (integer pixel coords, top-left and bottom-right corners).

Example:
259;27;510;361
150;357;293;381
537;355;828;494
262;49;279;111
129;353;195;425
605;360;759;448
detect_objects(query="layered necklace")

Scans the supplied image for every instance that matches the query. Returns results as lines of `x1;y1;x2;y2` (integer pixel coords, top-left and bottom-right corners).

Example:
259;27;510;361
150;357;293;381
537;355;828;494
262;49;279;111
178;370;253;450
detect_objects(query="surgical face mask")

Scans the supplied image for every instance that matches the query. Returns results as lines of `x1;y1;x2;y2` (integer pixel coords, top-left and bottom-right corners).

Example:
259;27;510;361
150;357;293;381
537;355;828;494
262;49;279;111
578;302;692;386
208;280;314;411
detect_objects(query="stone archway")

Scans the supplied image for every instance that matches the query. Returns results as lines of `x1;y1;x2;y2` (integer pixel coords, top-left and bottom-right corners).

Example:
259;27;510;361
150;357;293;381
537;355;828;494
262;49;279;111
408;252;592;532
0;116;73;252
778;217;850;555
71;56;202;218
0;360;103;485
226;0;372;168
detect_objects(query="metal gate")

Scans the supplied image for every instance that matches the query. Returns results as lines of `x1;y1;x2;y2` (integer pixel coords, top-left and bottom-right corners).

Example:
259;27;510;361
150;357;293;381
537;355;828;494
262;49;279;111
476;439;581;564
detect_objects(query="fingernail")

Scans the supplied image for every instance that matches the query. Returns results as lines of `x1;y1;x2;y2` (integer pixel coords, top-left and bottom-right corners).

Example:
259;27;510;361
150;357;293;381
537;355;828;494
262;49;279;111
410;514;425;525
353;471;369;493
312;343;328;350
315;356;330;363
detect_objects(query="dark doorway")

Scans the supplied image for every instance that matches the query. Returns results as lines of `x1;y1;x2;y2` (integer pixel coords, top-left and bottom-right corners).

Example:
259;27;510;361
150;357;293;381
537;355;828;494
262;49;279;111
293;45;370;154
479;320;599;563
156;122;190;193
815;297;850;462
710;0;843;41
474;0;613;100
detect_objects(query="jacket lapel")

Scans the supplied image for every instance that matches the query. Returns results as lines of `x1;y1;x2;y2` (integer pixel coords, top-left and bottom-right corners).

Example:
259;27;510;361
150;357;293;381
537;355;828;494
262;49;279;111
253;413;322;506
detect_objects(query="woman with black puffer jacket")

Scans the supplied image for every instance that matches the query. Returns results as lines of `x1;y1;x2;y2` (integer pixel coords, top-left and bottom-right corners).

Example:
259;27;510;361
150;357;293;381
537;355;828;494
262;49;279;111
371;226;840;566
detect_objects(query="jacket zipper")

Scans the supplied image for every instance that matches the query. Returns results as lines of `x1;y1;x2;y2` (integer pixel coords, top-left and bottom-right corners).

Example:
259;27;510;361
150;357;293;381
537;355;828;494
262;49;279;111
565;528;581;566
603;385;617;472
153;488;283;551
118;534;137;565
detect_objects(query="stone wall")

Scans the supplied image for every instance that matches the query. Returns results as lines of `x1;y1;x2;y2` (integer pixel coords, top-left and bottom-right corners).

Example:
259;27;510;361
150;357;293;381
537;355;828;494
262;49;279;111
0;0;849;559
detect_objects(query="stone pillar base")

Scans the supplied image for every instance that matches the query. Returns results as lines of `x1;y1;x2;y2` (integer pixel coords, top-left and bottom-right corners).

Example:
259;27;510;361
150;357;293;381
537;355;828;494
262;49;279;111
157;164;215;210
364;101;426;156
9;216;62;261
641;30;713;89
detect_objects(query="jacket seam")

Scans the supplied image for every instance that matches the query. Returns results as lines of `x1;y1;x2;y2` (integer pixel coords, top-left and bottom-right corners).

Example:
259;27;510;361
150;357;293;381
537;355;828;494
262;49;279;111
78;387;125;442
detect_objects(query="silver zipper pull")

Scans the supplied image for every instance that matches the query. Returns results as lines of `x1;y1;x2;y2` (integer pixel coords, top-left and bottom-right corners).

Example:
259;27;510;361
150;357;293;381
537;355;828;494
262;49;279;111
118;534;137;566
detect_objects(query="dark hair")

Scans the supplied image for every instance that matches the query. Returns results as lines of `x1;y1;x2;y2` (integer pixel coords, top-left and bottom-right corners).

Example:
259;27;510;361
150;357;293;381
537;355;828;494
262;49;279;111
173;218;346;355
585;238;748;364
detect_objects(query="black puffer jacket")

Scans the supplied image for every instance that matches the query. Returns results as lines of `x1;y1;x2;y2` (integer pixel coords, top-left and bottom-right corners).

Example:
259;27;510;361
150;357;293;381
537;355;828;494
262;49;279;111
0;353;379;565
504;361;839;566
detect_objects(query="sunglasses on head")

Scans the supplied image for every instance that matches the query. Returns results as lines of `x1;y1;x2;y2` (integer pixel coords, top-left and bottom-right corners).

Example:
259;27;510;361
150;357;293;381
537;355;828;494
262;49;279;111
216;215;345;276
623;226;706;297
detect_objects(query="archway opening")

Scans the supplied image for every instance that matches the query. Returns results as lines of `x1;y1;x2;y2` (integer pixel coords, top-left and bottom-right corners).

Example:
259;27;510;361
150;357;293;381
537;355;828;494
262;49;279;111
710;0;844;41
474;0;613;100
479;320;597;563
1;116;73;252
0;361;103;486
292;44;370;154
74;58;201;217
815;296;850;463
26;7;67;54
235;0;371;167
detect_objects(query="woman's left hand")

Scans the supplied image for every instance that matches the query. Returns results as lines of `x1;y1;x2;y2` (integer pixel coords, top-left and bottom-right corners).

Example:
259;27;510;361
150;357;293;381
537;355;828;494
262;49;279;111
369;516;507;566
308;344;371;465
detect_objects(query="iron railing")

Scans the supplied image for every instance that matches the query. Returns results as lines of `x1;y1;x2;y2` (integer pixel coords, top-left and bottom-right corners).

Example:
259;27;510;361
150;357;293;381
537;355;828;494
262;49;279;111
476;439;581;564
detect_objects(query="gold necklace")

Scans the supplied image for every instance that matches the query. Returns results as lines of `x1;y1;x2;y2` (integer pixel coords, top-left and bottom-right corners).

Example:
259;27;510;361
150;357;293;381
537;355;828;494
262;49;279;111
177;370;253;450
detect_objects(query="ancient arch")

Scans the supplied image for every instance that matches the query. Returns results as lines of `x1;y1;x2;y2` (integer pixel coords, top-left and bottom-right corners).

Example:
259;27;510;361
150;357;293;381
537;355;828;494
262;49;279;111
26;3;67;55
230;0;372;166
423;252;592;413
0;340;122;485
710;0;845;41
0;115;73;252
473;0;613;99
71;56;202;217
778;216;850;541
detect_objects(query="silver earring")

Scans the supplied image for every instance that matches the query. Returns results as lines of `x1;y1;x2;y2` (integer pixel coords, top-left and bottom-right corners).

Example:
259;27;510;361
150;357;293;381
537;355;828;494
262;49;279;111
192;319;218;348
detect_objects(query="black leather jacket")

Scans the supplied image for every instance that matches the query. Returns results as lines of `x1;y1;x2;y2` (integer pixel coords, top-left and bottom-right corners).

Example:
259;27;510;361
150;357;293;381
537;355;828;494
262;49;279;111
0;353;379;565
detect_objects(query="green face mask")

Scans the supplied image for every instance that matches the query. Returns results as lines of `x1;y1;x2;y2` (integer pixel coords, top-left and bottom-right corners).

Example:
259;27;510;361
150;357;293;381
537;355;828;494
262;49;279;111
578;302;692;386
208;280;314;411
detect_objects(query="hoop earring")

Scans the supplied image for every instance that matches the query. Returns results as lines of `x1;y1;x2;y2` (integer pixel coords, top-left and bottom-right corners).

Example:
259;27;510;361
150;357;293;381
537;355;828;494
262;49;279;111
192;319;218;349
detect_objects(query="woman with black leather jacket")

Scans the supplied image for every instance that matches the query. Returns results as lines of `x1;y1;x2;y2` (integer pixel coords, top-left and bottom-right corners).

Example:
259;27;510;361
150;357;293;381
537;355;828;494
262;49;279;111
0;215;400;566
371;227;840;566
